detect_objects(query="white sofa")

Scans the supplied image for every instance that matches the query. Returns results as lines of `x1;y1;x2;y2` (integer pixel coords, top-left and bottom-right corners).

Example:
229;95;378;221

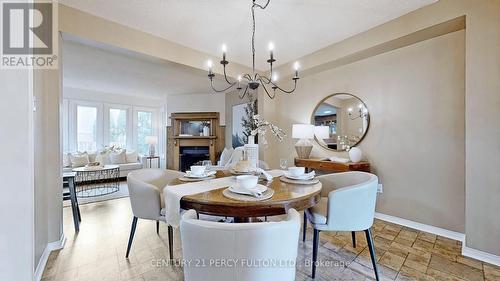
63;151;145;178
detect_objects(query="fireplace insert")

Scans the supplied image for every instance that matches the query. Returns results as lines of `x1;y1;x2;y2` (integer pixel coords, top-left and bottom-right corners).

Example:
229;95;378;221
179;146;210;172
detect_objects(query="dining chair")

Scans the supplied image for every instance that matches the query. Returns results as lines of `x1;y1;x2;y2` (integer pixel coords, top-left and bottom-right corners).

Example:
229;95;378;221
225;146;244;168
126;168;184;259
180;208;301;281
305;171;379;280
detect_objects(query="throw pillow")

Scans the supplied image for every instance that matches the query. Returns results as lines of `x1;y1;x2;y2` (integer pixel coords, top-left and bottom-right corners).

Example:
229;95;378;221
70;152;89;168
109;149;127;164
126;150;138;163
96;151;110;165
87;151;98;163
219;147;234;166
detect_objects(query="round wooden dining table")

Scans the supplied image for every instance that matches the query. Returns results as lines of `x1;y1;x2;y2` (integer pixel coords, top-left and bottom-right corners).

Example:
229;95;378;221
169;170;322;222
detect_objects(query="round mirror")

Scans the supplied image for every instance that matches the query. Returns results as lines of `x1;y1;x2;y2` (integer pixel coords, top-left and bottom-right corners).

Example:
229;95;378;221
311;93;369;151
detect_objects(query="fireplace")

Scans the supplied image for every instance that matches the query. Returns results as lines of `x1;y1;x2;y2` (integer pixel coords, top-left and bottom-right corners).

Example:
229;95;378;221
179;146;210;172
168;112;223;171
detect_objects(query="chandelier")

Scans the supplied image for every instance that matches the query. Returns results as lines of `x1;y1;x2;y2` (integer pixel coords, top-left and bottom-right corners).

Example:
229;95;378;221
206;0;299;99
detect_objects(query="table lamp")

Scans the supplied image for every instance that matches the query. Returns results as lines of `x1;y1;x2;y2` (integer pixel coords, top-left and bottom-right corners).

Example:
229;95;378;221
292;124;315;159
314;125;330;147
145;136;158;157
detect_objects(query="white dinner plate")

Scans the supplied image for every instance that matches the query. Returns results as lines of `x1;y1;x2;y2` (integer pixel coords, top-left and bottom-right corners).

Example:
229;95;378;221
284;172;314;180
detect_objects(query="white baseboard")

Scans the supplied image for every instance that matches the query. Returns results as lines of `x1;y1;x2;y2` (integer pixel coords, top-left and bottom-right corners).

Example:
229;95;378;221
374;212;465;242
34;234;66;281
462;245;500;267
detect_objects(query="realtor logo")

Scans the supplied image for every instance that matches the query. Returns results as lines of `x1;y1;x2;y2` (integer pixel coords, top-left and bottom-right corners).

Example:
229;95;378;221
1;1;58;69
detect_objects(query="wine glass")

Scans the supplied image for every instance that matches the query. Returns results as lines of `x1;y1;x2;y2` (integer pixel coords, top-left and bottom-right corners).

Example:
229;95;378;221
279;159;288;170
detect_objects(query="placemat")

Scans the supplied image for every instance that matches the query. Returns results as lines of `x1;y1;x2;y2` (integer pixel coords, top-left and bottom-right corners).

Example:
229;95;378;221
279;176;320;185
222;187;274;202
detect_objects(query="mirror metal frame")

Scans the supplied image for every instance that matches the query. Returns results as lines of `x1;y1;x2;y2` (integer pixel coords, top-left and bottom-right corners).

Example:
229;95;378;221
311;93;370;151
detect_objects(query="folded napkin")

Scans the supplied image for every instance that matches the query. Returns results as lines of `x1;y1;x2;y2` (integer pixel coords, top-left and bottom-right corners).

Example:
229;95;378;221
255;168;275;181
328;156;350;163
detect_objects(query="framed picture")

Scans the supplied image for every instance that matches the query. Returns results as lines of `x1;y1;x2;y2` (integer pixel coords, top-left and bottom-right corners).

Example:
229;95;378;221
232;103;247;148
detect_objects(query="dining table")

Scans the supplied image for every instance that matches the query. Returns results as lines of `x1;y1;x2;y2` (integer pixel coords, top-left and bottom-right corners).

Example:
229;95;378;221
165;170;322;224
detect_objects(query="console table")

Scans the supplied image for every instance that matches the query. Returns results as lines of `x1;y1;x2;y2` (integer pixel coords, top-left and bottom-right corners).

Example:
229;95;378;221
294;158;370;173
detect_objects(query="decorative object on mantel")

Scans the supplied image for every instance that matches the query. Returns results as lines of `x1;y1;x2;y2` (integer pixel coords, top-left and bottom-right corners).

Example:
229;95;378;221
206;0;300;99
292;124;315;159
348;147;363;163
202;121;210;136
244;114;285;170
145;136;158;157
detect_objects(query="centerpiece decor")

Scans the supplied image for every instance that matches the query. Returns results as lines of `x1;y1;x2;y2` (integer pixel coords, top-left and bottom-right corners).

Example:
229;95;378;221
244;114;285;169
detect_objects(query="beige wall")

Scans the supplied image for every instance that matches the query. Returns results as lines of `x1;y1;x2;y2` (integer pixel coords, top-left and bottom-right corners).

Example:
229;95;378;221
32;40;63;270
267;0;500;256
271;30;465;233
168;93;226;126
34;67;63;267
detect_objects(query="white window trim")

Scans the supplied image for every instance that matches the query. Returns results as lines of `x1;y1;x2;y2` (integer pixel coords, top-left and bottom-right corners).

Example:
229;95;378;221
103;104;132;150
133;106;159;156
69;100;103;152
64;99;162;158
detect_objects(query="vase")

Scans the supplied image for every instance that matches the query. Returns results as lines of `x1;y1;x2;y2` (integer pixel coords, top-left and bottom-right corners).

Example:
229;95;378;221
244;135;259;170
203;126;210;136
348;147;363;163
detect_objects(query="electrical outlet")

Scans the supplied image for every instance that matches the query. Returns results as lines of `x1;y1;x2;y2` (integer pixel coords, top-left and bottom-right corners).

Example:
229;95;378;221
377;183;383;194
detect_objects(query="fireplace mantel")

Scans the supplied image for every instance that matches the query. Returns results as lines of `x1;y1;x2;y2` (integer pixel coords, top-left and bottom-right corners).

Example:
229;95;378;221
167;112;224;171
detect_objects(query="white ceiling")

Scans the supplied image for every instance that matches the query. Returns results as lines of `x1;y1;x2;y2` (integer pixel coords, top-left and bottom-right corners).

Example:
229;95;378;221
60;0;436;71
62;34;227;98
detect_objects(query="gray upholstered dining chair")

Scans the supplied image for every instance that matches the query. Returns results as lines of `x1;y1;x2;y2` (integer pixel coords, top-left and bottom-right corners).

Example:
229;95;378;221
126;168;184;259
180;208;301;281
305;171;379;280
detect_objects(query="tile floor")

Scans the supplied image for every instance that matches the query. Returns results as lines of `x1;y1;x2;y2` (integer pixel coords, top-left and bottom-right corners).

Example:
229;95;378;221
42;197;500;281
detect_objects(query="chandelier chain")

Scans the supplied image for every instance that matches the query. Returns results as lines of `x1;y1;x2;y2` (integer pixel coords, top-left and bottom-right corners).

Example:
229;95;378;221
251;0;270;74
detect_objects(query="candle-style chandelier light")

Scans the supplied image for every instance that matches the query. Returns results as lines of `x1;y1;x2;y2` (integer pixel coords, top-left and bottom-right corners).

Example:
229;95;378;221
207;0;299;99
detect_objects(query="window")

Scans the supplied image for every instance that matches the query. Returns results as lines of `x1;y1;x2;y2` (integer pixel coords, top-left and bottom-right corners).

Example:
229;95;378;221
76;106;97;151
137;111;153;155
109;108;127;148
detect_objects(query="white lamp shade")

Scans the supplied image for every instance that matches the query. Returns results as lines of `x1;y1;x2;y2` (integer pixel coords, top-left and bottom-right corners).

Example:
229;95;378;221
145;136;158;145
315;126;330;140
292;124;315;139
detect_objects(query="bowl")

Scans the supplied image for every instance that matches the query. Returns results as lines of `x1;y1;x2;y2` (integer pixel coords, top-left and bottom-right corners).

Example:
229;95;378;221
190;165;206;176
236;175;259;190
288;167;305;177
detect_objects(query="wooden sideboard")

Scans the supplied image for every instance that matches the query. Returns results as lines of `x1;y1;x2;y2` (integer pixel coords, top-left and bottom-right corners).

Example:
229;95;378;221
294;158;370;173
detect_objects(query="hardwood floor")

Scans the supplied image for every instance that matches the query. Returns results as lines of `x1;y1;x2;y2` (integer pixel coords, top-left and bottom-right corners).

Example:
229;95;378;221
41;197;500;281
